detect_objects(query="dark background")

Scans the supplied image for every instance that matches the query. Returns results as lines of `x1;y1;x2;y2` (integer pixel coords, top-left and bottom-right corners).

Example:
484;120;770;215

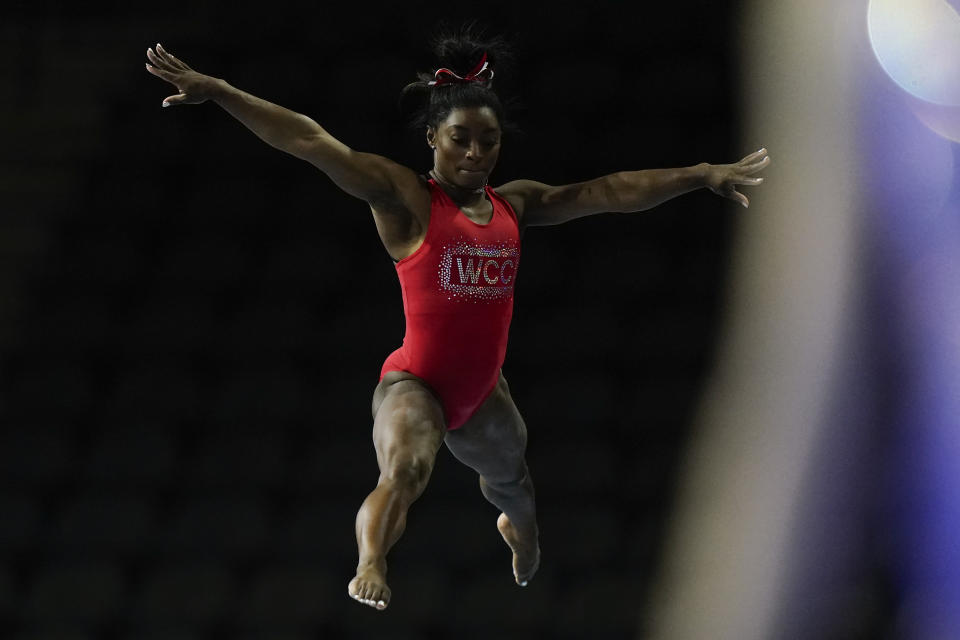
1;2;742;638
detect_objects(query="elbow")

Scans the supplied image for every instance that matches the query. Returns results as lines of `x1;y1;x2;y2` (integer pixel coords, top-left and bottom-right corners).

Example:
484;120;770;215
609;171;642;213
285;116;330;153
290;128;347;165
300;116;331;142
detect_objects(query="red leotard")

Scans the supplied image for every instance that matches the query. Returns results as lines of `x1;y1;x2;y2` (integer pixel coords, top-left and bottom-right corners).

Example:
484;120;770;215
379;177;521;430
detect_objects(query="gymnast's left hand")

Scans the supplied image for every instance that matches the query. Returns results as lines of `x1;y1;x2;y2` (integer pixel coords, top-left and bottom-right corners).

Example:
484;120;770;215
703;148;771;208
145;43;220;107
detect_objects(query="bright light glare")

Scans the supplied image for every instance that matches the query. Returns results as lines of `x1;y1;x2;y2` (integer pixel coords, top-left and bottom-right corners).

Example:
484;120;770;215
867;0;960;105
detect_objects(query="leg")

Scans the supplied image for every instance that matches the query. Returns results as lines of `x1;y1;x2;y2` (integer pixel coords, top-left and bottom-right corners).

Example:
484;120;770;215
348;372;446;610
444;372;541;586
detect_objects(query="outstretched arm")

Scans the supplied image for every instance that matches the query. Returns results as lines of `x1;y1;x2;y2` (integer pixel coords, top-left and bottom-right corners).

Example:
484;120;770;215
144;43;420;206
501;149;770;228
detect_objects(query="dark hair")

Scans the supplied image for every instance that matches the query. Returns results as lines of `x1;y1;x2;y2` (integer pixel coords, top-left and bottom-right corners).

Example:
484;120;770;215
399;21;521;136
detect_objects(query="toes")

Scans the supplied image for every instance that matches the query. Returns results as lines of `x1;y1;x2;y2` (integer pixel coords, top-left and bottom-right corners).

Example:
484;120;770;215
348;579;390;610
350;591;380;608
514;551;541;587
360;596;387;609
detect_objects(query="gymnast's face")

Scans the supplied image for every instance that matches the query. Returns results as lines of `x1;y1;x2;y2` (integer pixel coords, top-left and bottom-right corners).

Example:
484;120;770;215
427;106;502;191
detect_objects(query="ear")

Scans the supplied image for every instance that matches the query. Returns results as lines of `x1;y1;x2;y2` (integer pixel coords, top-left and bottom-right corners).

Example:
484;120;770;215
426;126;436;149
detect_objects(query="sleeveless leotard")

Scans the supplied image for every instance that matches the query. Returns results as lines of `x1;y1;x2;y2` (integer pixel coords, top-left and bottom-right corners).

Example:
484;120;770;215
379;177;521;430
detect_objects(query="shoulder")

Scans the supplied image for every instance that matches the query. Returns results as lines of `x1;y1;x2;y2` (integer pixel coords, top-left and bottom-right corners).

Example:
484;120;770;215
370;171;432;218
492;179;552;227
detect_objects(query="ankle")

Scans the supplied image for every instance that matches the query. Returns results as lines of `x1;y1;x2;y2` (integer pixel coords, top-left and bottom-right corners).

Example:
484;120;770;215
356;557;388;574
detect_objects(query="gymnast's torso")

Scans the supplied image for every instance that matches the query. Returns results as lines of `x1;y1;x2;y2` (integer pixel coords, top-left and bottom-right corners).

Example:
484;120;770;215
378;176;521;430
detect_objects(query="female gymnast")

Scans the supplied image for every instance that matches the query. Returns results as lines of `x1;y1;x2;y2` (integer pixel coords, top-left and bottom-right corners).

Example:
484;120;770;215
145;26;769;611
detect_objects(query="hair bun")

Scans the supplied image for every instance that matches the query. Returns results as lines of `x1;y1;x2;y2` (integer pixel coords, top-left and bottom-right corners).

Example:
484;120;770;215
429;20;514;85
398;20;521;137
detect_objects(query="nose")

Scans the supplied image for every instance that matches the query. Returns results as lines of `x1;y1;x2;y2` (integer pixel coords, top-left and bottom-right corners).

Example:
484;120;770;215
466;141;483;161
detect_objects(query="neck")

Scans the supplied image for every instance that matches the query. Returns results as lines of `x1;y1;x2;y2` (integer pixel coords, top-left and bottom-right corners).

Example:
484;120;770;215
429;169;486;204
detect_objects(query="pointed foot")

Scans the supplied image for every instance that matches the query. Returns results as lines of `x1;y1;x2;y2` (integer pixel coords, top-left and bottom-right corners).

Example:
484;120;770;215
497;512;541;586
348;565;391;610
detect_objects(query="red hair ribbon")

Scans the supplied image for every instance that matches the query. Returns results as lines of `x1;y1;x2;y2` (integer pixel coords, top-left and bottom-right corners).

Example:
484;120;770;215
428;52;495;87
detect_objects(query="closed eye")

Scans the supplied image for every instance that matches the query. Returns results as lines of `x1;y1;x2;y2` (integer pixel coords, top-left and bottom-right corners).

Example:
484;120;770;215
450;137;498;146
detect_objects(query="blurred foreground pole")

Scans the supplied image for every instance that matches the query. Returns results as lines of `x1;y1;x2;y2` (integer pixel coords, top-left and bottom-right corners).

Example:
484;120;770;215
644;0;960;637
860;0;960;636
642;1;865;638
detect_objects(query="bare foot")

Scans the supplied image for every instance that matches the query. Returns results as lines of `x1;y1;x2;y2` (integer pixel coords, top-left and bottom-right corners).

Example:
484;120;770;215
348;562;391;611
497;512;540;586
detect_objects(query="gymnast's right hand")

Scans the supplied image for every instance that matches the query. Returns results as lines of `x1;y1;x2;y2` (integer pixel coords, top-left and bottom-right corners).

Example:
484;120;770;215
145;43;219;107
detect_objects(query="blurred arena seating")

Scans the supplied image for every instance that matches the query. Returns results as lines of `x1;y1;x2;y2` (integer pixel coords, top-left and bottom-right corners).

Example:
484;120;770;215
0;9;736;639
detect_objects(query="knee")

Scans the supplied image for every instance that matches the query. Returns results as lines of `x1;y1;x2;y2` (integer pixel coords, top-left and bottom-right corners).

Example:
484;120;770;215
382;454;434;497
481;464;532;494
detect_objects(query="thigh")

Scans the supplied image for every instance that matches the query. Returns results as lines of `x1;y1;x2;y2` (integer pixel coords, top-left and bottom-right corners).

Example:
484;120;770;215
371;371;447;474
444;371;529;483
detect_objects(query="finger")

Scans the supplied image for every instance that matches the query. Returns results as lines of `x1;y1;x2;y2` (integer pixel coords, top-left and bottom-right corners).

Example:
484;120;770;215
146;47;166;68
146;48;177;74
740;155;771;173
162;93;188;107
735;176;764;186
736;151;767;168
740;147;768;163
157;43;191;70
168;52;193;71
156;43;189;71
725;187;749;208
145;62;176;82
152;43;177;67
